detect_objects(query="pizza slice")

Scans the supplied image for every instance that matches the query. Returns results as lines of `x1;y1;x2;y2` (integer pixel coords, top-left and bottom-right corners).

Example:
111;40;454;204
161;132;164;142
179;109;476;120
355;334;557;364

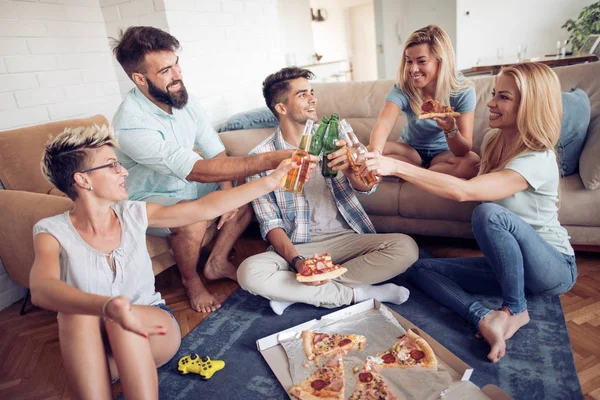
348;360;398;400
296;252;348;283
375;329;437;369
418;99;461;120
303;330;367;361
289;356;345;400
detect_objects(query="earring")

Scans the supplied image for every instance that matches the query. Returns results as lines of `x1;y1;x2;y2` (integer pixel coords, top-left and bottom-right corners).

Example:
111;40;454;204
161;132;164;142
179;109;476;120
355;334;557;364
89;186;93;191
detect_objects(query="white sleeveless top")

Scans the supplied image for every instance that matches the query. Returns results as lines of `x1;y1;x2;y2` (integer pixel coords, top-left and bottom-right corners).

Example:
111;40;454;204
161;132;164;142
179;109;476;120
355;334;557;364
33;200;164;306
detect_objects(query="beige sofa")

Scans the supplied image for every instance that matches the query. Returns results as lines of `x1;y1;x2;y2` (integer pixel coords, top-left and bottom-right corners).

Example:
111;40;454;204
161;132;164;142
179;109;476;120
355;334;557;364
0;115;217;290
219;61;600;248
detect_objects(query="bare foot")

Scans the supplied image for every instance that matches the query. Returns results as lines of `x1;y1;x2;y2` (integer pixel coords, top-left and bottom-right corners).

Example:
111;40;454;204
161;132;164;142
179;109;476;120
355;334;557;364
183;276;222;313
204;257;238;282
478;310;509;363
501;307;530;340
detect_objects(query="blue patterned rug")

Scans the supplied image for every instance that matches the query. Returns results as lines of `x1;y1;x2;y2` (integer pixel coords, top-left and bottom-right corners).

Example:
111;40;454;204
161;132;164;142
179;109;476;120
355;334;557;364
156;262;582;399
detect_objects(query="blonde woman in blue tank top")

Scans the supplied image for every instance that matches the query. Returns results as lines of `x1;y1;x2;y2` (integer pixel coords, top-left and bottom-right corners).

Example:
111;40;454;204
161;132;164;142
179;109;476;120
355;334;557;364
30;125;297;399
369;25;480;179
363;63;577;363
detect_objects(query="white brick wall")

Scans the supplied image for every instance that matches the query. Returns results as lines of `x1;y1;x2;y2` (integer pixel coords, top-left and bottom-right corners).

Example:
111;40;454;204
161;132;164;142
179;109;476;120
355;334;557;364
0;0;122;131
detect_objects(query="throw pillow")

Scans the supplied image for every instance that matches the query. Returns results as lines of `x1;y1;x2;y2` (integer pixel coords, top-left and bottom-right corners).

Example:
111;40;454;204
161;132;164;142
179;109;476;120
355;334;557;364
217;107;278;133
557;88;591;176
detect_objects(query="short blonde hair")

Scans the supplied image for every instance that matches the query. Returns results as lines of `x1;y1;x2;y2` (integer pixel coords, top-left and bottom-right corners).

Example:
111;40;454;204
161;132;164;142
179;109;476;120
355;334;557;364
479;62;562;175
397;25;472;115
41;124;117;200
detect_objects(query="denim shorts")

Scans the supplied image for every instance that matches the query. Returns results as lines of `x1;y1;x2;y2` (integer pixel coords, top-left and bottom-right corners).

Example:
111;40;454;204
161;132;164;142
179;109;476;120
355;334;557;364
414;147;447;168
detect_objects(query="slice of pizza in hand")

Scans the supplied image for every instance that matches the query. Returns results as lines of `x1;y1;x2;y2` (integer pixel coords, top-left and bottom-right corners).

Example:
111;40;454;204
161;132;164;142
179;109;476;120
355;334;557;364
289;356;345;400
418;99;461;120
349;360;398;400
376;329;438;369
303;330;367;361
296;252;348;283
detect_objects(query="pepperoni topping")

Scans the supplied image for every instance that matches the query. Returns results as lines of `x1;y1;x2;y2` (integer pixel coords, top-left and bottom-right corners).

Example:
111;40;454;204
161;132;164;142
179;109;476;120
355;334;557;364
313;334;325;344
410;350;425;360
421;100;435;112
381;353;396;364
358;372;373;383
301;267;313;276
311;379;326;390
397;334;405;339
338;338;352;347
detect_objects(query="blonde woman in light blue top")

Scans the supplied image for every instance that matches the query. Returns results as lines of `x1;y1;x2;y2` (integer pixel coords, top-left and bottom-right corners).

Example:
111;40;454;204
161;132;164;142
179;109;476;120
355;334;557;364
363;63;577;364
30;125;297;399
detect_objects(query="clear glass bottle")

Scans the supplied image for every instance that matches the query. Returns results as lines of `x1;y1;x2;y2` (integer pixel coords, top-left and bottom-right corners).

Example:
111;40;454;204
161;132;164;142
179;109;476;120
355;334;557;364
284;120;314;193
339;119;381;187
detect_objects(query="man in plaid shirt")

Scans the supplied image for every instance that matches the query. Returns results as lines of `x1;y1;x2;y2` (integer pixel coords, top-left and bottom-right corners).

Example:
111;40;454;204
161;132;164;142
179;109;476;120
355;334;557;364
238;67;419;315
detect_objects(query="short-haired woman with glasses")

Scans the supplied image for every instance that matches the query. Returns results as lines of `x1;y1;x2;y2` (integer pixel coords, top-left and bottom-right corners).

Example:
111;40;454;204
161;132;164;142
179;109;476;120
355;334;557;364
29;125;297;399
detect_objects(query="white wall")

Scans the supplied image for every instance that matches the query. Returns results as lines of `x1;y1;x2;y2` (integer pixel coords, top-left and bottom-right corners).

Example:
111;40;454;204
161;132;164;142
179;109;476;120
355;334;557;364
0;0;122;131
309;0;351;64
163;0;284;124
278;0;314;67
456;0;596;70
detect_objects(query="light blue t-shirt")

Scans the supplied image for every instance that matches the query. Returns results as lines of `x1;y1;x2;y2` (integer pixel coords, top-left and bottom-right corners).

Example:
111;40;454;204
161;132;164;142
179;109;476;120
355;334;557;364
112;88;225;201
483;130;574;256
385;85;476;151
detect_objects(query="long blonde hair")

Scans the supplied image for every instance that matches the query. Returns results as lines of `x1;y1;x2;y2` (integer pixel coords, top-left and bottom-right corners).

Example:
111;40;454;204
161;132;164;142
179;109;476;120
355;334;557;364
479;63;562;175
397;25;472;115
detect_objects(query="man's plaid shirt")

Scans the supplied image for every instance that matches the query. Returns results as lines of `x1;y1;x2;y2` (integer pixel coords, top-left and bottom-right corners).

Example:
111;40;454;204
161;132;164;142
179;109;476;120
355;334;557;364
247;128;376;244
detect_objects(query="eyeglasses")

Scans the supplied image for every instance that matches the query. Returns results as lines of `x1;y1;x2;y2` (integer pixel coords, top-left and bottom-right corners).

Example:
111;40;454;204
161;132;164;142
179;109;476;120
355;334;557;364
80;161;124;174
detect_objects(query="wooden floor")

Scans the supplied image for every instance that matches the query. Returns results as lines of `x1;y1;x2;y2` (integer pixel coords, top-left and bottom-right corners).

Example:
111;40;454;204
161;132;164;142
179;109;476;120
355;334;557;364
1;231;599;399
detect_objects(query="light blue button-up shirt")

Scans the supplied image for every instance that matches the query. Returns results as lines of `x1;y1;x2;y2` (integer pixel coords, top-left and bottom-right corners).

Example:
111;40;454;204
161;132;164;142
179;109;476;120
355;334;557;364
112;88;225;201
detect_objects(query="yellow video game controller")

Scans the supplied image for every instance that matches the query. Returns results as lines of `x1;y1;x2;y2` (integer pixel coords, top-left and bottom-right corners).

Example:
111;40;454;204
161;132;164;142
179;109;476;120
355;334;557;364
177;354;225;379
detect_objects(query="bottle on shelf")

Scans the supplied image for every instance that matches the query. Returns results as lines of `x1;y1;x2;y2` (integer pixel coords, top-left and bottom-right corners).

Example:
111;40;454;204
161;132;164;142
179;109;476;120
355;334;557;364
283;119;314;193
338;119;381;188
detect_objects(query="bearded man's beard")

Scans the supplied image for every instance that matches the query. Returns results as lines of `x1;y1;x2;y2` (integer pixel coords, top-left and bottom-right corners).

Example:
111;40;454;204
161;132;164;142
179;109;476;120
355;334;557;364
146;77;189;109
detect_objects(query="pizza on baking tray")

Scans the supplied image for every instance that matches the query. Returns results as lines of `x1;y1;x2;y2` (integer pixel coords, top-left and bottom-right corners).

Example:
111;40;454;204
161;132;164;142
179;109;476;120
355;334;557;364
375;329;437;369
289;356;345;400
296;252;348;283
418;99;461;120
302;330;367;361
348;360;398;400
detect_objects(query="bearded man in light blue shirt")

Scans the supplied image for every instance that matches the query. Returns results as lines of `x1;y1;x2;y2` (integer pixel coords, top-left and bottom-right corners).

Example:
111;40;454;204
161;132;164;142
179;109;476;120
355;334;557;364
111;26;291;313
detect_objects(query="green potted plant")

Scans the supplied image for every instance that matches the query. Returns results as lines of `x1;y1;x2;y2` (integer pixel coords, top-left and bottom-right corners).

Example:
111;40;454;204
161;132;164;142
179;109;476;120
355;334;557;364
562;1;600;52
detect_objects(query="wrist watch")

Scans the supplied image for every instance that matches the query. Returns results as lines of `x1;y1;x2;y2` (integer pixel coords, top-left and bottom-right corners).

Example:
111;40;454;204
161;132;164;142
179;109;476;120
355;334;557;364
289;255;306;272
444;126;459;139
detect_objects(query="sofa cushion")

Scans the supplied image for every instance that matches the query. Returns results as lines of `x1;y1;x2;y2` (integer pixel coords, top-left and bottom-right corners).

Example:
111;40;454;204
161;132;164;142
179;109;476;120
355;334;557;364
0;191;73;287
219;127;275;157
0;115;109;194
557;88;591;177
557;174;600;226
217;107;278;133
397;182;479;222
553;62;600;190
355;178;401;216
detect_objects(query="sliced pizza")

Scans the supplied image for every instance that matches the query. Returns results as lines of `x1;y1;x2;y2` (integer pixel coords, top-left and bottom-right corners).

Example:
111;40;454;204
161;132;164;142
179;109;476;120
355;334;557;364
418;99;460;120
303;330;366;361
376;329;437;370
289;356;345;400
296;252;348;283
349;360;398;400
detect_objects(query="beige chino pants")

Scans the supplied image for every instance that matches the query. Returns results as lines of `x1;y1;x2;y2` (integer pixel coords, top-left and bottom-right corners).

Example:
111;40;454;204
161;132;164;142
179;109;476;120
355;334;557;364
237;232;418;308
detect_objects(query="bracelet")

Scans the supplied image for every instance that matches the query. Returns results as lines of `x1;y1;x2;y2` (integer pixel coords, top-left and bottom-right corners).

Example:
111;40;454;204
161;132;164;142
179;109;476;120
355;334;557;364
444;126;459;139
289;255;305;272
102;296;118;321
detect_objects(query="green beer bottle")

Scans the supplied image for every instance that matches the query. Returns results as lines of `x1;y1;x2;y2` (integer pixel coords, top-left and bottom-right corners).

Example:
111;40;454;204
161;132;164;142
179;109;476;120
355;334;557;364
308;116;329;156
321;114;339;177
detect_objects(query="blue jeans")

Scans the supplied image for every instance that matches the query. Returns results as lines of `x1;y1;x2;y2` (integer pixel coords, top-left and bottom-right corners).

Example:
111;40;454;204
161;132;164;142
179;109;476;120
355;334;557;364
407;203;577;328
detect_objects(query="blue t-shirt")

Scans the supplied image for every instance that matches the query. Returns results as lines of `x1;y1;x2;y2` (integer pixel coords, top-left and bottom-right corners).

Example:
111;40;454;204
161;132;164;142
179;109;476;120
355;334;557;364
385;85;476;151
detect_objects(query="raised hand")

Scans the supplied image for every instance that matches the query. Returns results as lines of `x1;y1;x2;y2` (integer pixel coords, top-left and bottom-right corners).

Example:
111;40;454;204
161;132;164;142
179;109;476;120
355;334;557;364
267;158;300;188
327;139;350;172
433;114;456;133
362;151;401;177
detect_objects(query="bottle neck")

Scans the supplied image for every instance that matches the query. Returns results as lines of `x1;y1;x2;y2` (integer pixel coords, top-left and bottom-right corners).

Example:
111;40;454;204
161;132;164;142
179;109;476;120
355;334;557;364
298;134;312;151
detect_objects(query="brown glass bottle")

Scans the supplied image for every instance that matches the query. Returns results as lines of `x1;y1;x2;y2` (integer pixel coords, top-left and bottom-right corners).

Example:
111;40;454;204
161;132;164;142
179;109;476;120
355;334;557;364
284;120;314;193
339;119;380;187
